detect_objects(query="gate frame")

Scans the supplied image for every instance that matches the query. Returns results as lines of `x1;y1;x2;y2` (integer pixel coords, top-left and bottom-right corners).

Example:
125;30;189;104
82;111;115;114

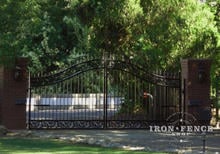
28;54;182;129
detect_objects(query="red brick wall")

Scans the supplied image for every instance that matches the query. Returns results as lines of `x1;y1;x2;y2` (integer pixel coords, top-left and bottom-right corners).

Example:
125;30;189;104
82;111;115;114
181;59;211;125
0;58;28;129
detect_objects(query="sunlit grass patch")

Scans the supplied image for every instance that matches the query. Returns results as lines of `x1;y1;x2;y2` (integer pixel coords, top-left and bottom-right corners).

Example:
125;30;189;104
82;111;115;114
0;137;168;154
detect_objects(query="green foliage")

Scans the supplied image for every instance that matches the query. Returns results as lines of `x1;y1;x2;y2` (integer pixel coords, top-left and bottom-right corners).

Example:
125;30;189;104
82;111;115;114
0;0;219;75
0;0;23;66
138;0;219;70
206;0;220;31
18;0;90;72
207;1;220;73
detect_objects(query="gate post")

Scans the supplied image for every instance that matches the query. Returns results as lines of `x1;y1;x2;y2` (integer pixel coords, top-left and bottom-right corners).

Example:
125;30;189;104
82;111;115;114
181;59;212;125
0;58;28;129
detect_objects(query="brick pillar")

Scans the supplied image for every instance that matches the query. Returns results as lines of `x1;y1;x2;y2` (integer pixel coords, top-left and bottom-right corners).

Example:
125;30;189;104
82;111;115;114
0;58;28;129
181;59;212;125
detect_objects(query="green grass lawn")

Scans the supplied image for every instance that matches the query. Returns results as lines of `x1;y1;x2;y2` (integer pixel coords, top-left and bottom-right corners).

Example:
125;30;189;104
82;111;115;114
0;137;168;154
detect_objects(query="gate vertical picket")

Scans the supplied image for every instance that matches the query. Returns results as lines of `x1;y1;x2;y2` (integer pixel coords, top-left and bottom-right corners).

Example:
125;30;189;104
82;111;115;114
28;53;181;129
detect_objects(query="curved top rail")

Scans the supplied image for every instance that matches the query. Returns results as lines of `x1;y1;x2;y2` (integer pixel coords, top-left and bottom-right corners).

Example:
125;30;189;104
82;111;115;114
31;58;180;87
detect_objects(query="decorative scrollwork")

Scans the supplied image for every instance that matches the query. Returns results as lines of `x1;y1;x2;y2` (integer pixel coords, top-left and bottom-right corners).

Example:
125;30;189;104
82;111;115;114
29;120;104;129
29;120;156;129
107;121;150;129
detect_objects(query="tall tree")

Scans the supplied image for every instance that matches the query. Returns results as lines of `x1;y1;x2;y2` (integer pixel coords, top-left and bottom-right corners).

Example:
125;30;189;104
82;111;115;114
0;0;23;66
206;0;220;76
18;0;89;72
1;0;219;74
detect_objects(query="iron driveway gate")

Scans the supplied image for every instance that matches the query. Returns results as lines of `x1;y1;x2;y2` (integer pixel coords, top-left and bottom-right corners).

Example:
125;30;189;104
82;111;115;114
27;54;181;129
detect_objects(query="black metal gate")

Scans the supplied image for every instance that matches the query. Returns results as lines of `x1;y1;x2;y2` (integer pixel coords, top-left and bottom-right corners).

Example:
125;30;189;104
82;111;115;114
27;53;181;129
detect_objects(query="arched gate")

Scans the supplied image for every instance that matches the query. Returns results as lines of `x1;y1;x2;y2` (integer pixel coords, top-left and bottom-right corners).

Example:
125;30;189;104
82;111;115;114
27;54;181;129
